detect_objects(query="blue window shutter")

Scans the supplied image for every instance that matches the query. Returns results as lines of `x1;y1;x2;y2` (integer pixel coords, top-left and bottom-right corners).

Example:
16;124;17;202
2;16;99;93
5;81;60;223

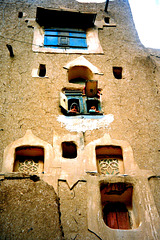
69;32;86;38
45;30;58;36
69;38;87;48
44;36;58;46
44;29;87;49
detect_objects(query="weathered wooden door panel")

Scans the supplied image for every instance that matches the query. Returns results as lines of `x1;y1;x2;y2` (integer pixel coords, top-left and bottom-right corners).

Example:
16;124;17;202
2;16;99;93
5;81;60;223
104;202;131;230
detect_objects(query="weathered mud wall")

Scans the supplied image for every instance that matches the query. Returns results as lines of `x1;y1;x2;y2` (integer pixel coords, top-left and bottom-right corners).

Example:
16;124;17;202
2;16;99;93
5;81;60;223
59;180;98;240
0;0;159;174
0;0;160;239
0;175;62;240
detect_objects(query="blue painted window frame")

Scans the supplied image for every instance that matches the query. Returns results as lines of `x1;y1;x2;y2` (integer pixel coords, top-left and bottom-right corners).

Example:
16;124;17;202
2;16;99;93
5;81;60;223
44;28;88;49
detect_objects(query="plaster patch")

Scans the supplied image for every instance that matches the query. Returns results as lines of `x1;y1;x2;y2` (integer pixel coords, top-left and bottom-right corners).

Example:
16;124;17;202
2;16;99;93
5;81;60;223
57;114;114;132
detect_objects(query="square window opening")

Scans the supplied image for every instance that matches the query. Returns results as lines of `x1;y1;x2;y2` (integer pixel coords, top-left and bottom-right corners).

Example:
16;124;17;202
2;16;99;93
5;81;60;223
87;100;100;114
62;141;77;158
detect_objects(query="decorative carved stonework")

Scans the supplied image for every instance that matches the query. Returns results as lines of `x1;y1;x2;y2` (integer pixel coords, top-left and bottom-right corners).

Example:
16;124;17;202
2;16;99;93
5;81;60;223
98;159;120;175
18;159;39;174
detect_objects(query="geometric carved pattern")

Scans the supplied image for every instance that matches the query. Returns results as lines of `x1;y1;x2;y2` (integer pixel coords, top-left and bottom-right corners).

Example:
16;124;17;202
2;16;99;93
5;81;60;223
18;159;39;174
98;159;120;175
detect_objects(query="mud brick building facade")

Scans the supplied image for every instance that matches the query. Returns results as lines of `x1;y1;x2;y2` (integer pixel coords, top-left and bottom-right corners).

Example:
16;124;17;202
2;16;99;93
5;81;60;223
0;0;160;239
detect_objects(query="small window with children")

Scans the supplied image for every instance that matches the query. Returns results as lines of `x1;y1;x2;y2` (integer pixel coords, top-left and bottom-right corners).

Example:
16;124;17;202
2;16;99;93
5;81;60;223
59;82;102;116
68;99;80;115
87;100;100;114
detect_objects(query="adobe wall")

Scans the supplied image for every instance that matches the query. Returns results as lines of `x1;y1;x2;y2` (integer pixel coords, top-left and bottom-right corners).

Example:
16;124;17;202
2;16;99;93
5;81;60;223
0;174;63;240
0;0;160;239
0;0;159;174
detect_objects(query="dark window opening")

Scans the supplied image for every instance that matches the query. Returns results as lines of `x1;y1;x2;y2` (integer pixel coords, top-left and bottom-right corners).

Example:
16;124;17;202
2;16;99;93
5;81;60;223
104;17;110;24
13;146;44;173
113;67;122;79
62;142;77;158
18;12;23;18
101;183;133;230
87;100;99;113
68;99;80;114
36;7;96;29
39;64;46;77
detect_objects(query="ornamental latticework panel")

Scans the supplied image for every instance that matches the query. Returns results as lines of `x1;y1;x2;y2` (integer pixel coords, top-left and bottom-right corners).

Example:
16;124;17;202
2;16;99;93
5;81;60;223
18;159;39;174
98;159;120;175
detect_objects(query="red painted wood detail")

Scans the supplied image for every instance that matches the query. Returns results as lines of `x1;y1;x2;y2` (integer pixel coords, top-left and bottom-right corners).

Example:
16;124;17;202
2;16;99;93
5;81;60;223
103;202;131;230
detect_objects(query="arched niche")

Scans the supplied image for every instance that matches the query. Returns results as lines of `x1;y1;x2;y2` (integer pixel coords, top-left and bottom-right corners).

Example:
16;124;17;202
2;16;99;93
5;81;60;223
68;66;93;84
64;56;103;84
2;130;53;174
85;133;140;175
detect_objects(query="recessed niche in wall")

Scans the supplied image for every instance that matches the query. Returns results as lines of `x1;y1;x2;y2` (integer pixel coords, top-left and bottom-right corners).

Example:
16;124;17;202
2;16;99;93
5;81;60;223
104;17;110;24
96;145;124;175
62;141;77;158
39;64;46;77
101;182;139;229
68;66;93;84
13;146;44;173
18;12;23;18
113;67;122;79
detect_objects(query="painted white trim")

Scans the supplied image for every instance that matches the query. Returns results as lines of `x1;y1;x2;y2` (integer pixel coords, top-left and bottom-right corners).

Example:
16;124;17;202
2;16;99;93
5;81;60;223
32;23;103;54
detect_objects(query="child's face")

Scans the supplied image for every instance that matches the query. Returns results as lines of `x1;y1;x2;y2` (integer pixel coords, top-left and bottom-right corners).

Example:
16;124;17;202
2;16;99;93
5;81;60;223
91;106;96;110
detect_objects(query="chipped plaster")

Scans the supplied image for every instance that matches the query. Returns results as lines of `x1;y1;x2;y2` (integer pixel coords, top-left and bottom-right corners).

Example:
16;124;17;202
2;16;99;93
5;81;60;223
57;114;114;132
